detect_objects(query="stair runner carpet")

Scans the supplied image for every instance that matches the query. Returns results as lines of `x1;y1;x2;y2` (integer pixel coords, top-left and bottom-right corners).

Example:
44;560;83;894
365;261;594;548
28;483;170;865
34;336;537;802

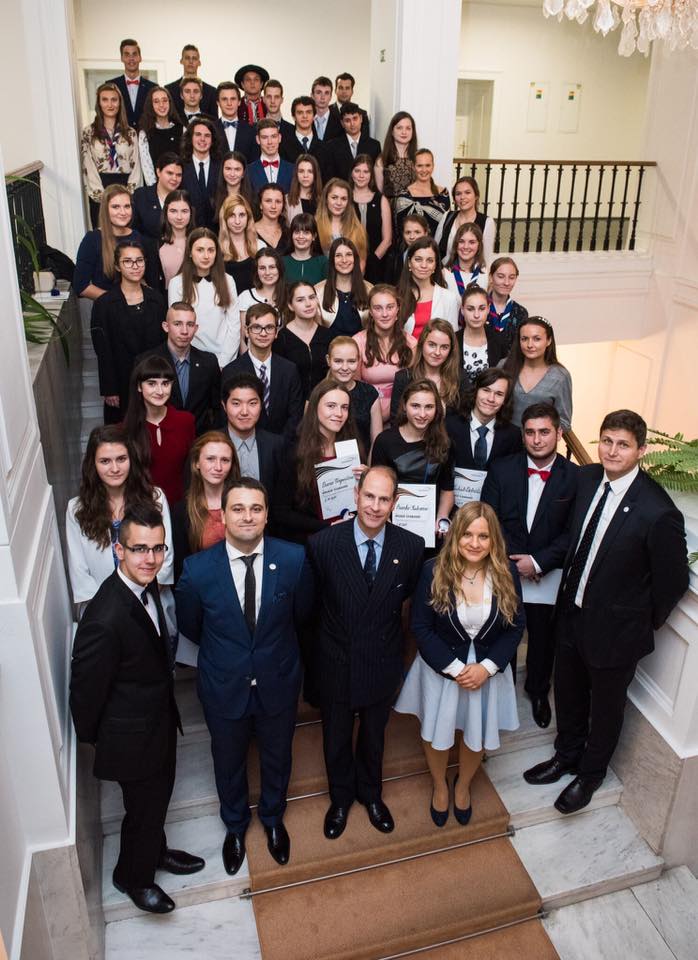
245;703;559;960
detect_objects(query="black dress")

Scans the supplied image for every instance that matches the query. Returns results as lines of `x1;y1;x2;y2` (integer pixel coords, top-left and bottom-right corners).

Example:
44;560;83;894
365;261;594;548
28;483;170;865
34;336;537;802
354;191;385;282
329;291;363;337
371;427;454;491
349;380;379;455
273;325;333;401
225;258;255;294
147;124;184;170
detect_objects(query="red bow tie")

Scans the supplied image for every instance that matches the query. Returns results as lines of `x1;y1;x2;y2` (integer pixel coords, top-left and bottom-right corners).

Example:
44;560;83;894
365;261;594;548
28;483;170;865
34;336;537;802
262;159;279;168
126;78;140;86
528;468;551;481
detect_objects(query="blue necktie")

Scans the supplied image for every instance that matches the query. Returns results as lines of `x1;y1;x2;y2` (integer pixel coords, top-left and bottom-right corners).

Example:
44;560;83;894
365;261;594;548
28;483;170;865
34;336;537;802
473;425;489;469
364;539;377;589
222;120;238;128
301;136;309;151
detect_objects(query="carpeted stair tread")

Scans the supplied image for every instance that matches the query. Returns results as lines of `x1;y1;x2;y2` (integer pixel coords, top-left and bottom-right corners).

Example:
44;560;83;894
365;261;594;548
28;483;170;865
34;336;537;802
410;919;559;958
252;839;541;960
246;768;509;890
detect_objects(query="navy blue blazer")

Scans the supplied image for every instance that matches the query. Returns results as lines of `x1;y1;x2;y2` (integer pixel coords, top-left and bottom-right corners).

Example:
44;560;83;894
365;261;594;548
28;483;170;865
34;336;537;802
131;184;164;240
108;75;156;129
182;160;221;229
165;78;217;122
247;158;294;195
220;352;303;440
411;559;525;675
175;537;313;719
446;413;523;469
214;119;260;163
481;452;578;575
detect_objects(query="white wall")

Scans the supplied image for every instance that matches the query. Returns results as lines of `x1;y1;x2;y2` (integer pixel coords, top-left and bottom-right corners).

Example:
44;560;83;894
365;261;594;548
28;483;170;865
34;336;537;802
459;0;651;161
72;0;372;127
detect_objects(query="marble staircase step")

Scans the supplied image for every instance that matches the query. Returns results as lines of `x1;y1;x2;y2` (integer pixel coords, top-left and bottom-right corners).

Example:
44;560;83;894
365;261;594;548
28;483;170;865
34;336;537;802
630;866;698;960
512;805;663;911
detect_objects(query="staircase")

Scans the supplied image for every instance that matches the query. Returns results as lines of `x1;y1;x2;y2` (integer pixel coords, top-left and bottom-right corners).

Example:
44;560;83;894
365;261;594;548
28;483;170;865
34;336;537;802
99;669;693;960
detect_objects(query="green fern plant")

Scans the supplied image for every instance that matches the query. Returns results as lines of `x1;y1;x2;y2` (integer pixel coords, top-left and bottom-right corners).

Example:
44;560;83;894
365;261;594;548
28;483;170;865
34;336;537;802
642;429;698;494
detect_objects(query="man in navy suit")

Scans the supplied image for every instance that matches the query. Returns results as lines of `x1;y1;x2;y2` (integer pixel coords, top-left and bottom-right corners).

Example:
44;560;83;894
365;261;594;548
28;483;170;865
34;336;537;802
524;410;688;814
279;97;328;175
247;120;294;195
181;119;221;228
307;467;424;839
213;82;259;162
109;39;155;129
329;73;370;136
165;44;217;119
481;403;578;727
324;102;381;183
262;80;296;146
131;153;183;240
176;478;313;875
311;76;344;142
221;304;303;439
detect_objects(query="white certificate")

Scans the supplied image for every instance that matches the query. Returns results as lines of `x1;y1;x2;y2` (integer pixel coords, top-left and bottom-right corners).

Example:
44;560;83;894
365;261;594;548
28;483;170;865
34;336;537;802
521;567;563;605
315;452;360;520
454;467;487;507
392;483;436;548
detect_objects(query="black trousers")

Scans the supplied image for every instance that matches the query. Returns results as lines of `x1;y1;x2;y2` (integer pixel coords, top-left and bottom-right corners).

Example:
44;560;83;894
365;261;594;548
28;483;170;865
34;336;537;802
204;688;297;833
114;714;177;888
553;607;636;779
320;693;393;806
523;602;556;698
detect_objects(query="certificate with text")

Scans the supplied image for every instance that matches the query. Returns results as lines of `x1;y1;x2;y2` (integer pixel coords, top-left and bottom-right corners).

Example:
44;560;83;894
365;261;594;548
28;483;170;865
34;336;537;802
392;483;436;548
315;452;360;520
453;467;487;507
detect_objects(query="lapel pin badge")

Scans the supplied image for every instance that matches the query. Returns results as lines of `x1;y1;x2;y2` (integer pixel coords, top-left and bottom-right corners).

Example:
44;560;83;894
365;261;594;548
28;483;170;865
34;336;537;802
393;558;399;564
269;563;277;570
623;506;630;513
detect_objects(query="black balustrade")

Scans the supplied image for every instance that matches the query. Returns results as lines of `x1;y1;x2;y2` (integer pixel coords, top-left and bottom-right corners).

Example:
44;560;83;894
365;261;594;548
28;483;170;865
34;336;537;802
6;163;46;293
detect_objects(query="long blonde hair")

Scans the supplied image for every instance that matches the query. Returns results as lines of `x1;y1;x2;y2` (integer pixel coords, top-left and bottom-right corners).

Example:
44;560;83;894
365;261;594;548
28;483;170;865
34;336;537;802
315;178;367;261
431;502;519;623
218;194;258;261
97;184;133;279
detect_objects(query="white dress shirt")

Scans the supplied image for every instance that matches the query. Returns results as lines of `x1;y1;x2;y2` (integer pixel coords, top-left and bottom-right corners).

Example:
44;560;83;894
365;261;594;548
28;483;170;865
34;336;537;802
346;134;360;157
117;568;160;632
124;75;140;111
470;413;495;461
248;350;273;389
296;131;314;149
526;455;558;575
574;466;639;606
220;120;238;151
193;154;211;185
443;576;499;678
262;154;281;183
226;539;264;620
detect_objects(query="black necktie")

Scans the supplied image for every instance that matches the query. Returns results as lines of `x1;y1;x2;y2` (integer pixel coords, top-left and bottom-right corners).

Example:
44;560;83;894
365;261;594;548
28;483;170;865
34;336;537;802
562;482;611;607
473;425;489;469
142;583;174;669
301;136;309;151
363;540;377;589
241;555;257;634
198;161;206;194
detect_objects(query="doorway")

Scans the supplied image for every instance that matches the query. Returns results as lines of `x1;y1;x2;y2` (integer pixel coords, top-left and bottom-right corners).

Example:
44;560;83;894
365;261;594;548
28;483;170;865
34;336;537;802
455;79;494;159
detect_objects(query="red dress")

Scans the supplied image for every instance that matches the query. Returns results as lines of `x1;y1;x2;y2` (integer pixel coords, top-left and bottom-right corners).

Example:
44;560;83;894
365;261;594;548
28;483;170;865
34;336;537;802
146;406;195;505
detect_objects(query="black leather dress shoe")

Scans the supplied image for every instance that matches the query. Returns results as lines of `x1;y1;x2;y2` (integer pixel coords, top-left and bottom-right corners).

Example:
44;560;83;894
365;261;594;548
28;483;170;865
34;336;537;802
523;756;577;785
222;832;246;876
554;775;604;814
112;879;175;914
158;848;205;875
531;696;552;728
324;803;351;840
265;823;290;865
364;799;395;833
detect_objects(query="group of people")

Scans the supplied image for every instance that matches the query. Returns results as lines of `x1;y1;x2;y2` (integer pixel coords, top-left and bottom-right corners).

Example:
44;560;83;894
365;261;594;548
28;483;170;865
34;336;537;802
68;40;689;920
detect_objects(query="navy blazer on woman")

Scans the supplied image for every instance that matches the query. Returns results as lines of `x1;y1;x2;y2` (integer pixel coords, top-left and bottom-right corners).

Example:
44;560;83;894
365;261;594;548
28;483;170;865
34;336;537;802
175;536;313;719
411;558;525;675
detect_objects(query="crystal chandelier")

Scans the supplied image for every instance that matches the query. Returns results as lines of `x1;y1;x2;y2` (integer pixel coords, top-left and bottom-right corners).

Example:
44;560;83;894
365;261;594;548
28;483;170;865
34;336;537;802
542;0;698;56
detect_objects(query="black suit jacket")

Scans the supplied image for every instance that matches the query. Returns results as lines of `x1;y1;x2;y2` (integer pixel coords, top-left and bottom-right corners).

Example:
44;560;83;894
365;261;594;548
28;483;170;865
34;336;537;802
136;342;220;434
481;452;579;574
329;103;370;137
220;352;303;439
108;75;156;129
307;521;424;707
315;109;344;142
279;132;328;177
131;184;164;240
446;413;523;469
558;464;688;668
70;572;180;781
182;160;221;228
214;118;260;163
324;133;381;183
165;78;218;121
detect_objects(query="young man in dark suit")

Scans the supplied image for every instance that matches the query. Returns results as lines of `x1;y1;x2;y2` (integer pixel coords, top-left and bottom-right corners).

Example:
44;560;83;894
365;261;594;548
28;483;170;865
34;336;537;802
481;403;578;727
131;153;183;240
446;367;523;474
524;409;689;813
220;374;287;512
262;80;296;146
70;506;204;914
311;76;344;142
181;119;221;228
179;78;215;126
323;102;381;182
330;72;370;136
279;96;328;173
176;478;313;874
137;303;220;434
165;44;217;119
221;304;303;439
108;39;155;130
247;120;294;195
307;466;424;838
214;82;259;162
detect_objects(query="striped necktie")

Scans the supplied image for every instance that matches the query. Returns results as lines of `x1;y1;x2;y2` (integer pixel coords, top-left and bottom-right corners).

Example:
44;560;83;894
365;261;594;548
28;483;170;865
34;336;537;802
259;363;270;413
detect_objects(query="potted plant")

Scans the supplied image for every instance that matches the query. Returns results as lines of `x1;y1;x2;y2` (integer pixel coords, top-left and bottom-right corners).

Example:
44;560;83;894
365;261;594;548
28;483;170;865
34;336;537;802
644;429;698;564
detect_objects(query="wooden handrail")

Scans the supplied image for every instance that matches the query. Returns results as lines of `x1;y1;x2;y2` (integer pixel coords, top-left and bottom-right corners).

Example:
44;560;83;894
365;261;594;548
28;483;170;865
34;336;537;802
5;160;44;180
563;429;593;466
453;158;656;167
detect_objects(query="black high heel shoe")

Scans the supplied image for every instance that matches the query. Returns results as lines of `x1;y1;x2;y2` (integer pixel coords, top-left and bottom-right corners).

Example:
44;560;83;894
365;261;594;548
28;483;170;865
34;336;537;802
453;775;472;826
430;780;449;827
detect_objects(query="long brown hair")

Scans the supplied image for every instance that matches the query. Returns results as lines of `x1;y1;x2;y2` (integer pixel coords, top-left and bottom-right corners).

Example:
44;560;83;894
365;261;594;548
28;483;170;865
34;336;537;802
502;316;560;380
138;86;182;133
97;184;133;279
75;425;158;549
364;284;413;369
90;82;132;141
160;189;195;245
124;354;175;472
218;193;258;261
409;319;461;409
322;237;370;312
397;237;447;326
395;379;450;464
186;431;240;551
431;501;519;623
287;153;323;208
283;280;320;327
179;228;232;308
294;380;360;506
315;178;367;261
381;111;418;166
446;222;486;272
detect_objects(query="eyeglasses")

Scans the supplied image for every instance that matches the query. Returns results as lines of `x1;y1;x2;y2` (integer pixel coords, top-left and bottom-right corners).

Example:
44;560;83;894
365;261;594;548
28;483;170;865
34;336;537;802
248;324;276;335
123;544;168;555
120;257;145;268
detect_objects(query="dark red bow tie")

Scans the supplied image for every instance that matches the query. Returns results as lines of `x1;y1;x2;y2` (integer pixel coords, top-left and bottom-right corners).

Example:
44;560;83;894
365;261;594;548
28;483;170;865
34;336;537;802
528;468;551;481
126;78;140;86
262;159;279;168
